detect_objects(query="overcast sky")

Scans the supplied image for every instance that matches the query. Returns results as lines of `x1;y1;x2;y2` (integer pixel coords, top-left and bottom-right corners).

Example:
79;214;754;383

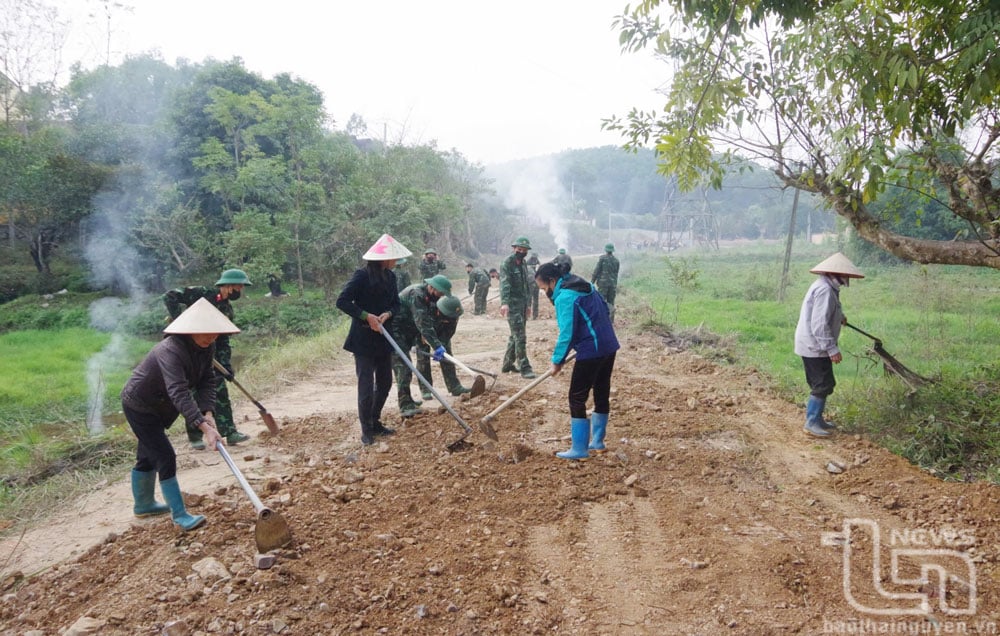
53;0;669;165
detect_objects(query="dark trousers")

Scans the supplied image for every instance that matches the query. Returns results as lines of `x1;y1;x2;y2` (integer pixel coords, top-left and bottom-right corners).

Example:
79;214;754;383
802;356;836;398
568;352;617;419
123;403;178;481
355;352;393;427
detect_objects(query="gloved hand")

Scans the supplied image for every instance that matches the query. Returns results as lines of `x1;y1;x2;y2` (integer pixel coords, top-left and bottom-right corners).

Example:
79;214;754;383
432;345;446;361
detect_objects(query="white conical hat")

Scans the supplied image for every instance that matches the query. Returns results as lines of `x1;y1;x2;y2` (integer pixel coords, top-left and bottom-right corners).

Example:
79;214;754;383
362;234;413;261
810;252;865;278
163;297;241;335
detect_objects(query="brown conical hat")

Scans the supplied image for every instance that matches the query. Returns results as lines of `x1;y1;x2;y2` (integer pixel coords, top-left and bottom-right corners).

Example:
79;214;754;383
810;252;865;278
163;297;241;335
362;234;413;261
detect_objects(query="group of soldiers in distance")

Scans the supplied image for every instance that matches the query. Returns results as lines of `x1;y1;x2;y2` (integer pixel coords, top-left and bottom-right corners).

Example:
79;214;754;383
396;240;620;387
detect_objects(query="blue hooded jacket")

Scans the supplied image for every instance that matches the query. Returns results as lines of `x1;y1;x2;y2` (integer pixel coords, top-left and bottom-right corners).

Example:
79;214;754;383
550;274;620;364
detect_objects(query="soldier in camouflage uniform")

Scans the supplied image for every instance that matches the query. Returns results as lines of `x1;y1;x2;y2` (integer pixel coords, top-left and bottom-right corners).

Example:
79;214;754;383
394;258;412;293
163;269;252;448
418;249;446;280
552;248;573;273
526;252;541;319
465;262;491;315
591;243;620;322
430;295;471;395
500;237;536;378
390;275;467;417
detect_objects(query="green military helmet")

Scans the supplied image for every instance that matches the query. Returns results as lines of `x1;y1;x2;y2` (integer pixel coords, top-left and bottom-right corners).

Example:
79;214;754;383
511;236;531;249
605;243;615;253
216;268;252;286
424;274;452;294
437;295;463;318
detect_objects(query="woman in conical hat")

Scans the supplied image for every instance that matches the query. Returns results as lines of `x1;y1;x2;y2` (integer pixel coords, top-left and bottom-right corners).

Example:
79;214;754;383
336;234;413;446
794;253;864;438
121;297;240;532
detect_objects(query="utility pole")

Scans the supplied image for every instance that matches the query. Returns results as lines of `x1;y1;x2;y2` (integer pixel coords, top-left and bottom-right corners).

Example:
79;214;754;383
778;187;801;302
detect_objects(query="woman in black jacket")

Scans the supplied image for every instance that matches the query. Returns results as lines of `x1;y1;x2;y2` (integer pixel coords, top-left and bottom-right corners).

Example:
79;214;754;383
336;234;412;445
121;297;240;531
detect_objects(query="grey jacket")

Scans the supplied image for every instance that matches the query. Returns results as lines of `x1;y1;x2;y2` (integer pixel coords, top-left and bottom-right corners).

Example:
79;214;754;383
121;335;217;432
794;276;843;358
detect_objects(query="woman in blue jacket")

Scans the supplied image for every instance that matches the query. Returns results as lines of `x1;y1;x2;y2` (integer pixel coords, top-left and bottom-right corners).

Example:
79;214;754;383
534;261;620;459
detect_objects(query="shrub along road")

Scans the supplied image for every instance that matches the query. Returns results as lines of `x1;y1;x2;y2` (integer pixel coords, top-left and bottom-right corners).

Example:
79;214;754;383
0;306;998;634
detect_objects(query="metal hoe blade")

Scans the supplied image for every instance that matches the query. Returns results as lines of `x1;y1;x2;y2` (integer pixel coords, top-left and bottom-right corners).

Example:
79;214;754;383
217;442;293;553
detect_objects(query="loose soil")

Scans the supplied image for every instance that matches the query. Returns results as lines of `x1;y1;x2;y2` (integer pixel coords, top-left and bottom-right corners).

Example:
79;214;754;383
1;303;998;635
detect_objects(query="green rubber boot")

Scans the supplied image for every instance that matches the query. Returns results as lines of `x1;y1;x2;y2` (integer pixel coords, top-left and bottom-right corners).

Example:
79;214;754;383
160;477;206;531
131;470;169;517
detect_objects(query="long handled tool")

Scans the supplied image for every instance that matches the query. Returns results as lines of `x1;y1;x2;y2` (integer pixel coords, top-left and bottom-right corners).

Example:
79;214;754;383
216;441;292;552
413;348;490;396
481;352;576;427
844;322;932;391
380;328;499;446
213;360;279;435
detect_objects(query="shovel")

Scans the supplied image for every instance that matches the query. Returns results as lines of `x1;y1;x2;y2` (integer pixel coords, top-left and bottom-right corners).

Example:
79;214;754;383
380;328;499;446
213;360;279;435
413;347;489;397
216;441;292;552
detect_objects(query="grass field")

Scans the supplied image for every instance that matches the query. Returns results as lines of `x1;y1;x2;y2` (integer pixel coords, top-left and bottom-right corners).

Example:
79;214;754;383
597;242;1000;482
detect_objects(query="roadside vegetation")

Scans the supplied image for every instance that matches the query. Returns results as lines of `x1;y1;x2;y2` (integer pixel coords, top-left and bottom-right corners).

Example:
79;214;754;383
621;243;1000;484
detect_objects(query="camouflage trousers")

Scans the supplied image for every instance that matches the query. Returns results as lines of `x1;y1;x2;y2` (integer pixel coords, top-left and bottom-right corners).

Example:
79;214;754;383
502;308;532;372
473;284;490;315
187;377;236;442
528;280;539;319
393;333;461;404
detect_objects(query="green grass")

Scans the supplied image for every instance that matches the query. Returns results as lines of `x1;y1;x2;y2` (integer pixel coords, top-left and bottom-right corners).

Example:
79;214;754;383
0;328;150;428
623;243;1000;482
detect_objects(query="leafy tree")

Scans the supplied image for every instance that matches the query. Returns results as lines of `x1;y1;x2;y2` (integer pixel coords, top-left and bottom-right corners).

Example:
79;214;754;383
608;0;1000;269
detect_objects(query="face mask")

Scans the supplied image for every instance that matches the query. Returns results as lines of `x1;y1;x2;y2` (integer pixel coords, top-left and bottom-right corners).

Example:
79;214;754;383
228;290;241;301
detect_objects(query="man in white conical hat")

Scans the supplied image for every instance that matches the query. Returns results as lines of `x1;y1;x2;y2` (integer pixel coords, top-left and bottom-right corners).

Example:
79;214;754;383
121;297;240;532
794;253;865;437
336;234;414;445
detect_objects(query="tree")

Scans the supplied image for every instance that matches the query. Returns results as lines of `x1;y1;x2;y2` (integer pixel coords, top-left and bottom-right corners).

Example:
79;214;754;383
607;0;1000;269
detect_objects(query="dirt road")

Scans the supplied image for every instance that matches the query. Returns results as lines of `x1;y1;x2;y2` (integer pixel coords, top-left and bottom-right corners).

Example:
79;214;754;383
1;305;998;635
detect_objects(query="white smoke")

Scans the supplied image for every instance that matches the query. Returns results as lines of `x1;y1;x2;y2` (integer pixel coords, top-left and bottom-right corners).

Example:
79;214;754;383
84;191;150;435
85;296;144;434
490;157;571;250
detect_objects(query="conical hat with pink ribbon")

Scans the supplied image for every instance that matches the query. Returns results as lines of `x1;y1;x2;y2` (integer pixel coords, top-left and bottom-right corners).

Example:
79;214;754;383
362;234;413;261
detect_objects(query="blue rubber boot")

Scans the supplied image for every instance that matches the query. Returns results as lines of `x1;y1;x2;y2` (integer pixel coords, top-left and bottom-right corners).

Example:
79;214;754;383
159;477;206;531
556;418;591;460
588;412;609;454
131;470;169;517
804;395;831;437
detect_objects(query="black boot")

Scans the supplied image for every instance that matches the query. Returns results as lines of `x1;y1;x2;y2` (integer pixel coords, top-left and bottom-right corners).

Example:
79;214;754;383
360;420;376;446
373;421;396;436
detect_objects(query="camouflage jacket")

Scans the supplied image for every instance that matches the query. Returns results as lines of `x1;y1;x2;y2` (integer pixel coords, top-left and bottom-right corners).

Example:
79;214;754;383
467;267;490;294
395;267;412;293
162;286;235;369
500;253;530;309
591;254;620;288
418;258;446;280
395;283;444;349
